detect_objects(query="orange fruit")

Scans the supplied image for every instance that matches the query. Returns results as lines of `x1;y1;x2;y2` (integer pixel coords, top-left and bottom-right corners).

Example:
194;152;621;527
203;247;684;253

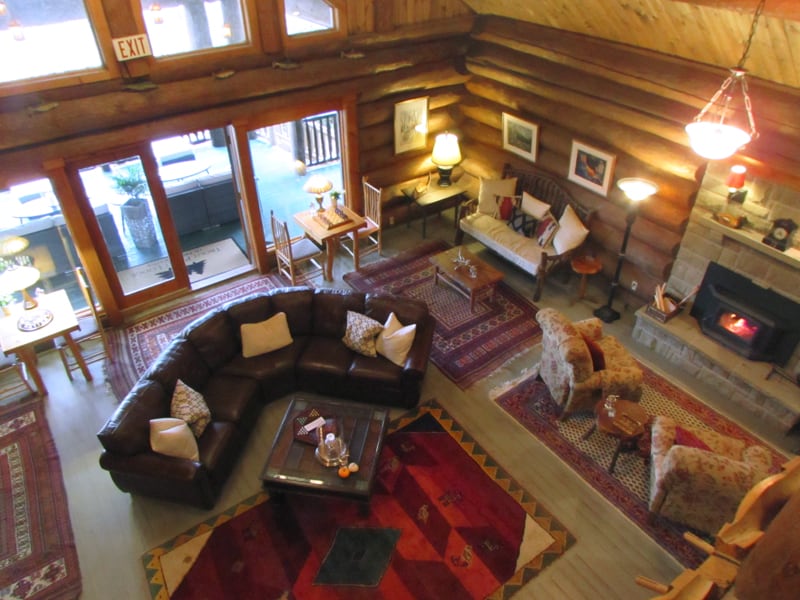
338;466;350;478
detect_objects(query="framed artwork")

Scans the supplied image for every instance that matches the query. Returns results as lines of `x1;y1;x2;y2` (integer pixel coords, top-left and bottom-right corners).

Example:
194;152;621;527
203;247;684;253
394;97;428;154
568;140;616;196
502;113;539;162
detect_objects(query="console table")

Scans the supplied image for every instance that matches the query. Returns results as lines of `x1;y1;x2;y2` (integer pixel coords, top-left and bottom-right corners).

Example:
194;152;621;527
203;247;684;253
404;179;470;238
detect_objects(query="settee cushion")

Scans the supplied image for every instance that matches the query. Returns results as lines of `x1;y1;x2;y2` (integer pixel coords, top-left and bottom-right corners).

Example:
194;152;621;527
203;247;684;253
461;212;549;276
478;177;517;216
171;379;211;437
342;310;384;357
553;204;590;254
150;418;199;461
535;212;559;247
241;312;293;358
521;191;550;219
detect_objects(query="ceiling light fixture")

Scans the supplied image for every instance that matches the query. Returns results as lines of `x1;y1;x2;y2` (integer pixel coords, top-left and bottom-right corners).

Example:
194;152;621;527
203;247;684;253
685;0;765;160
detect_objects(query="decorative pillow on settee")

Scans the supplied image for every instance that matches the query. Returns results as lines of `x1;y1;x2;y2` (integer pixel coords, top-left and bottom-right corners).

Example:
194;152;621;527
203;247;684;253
535;212;559;247
478;177;517;217
553;205;590;254
509;191;551;236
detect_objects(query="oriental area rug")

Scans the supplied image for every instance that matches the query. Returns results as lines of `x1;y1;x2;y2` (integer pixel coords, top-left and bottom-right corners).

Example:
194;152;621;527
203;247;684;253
143;404;574;599
344;240;541;389
0;400;81;600
493;363;788;567
107;273;287;400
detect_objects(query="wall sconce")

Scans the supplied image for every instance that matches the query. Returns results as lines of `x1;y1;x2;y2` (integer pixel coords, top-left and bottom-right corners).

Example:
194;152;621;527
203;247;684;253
726;165;748;202
431;132;461;187
594;178;658;323
303;175;333;212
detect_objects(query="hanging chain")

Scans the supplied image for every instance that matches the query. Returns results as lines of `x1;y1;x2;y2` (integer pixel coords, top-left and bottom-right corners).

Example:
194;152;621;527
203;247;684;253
737;0;766;68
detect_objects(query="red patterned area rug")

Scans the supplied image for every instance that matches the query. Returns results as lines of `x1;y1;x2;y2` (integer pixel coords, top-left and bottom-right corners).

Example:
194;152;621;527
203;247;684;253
494;363;788;567
344;240;541;389
107;273;288;400
0;400;81;600
142;403;574;599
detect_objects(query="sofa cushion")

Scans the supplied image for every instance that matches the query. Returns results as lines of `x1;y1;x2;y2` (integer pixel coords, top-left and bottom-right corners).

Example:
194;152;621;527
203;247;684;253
270;288;315;336
581;334;606;371
496;195;519;221
674;426;712;452
146;338;210;394
184;310;238;370
171;379;212;437
241;312;293;358
225;294;274;341
312;289;366;338
521;191;551;219
221;337;305;388
150;418;199;461
553;204;589;254
342;310;384;357
97;379;169;455
460;212;548;275
478;177;517;217
201;374;260;425
364;295;428;327
297;337;352;383
535;212;559;247
376;312;416;366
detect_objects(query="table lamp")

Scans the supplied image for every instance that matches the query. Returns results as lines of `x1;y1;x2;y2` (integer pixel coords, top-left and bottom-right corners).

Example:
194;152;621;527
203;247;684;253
303;175;333;212
431;132;461;187
0;236;30;258
0;265;53;331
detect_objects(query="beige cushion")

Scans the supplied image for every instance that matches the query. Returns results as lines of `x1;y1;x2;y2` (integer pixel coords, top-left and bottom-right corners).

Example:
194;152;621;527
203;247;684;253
342;311;384;357
150;418;199;461
535;212;559;247
553;204;590;254
520;191;551;219
376;312;417;366
478;177;517;217
241;312;293;358
170;379;211;437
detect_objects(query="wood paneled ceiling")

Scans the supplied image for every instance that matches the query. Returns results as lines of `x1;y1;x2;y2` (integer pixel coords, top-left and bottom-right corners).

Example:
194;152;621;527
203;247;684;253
462;0;800;90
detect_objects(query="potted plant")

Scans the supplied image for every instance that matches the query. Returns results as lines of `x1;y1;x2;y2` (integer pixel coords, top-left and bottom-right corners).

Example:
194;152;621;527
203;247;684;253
111;165;158;249
329;190;342;208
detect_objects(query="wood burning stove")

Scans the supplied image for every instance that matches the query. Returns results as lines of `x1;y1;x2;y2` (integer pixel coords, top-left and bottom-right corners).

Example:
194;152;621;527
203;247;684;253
690;263;800;366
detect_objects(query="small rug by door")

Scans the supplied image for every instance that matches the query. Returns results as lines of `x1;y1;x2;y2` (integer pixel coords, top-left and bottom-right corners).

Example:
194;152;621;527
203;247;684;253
117;238;249;291
0;400;81;600
107;273;288;400
142;403;574;599
343;240;541;389
494;363;788;567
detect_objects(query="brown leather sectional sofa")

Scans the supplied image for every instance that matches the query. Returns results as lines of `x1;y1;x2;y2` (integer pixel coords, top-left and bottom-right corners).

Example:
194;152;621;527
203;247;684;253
97;286;435;508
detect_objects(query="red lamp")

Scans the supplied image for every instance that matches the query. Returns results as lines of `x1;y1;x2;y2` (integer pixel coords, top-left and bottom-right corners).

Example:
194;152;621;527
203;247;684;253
726;165;747;202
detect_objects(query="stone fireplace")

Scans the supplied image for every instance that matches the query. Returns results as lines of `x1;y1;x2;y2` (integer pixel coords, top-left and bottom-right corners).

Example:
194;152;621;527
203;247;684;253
633;163;800;433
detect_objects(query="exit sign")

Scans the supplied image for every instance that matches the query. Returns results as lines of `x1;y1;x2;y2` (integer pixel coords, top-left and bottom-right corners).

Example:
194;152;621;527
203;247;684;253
112;34;152;61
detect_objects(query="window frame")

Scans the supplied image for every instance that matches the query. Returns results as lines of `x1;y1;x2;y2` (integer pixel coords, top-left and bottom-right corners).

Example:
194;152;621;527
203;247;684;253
276;0;346;53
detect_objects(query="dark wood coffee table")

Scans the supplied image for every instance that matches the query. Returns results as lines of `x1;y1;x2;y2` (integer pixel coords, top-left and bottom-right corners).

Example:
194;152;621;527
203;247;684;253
260;395;389;506
429;246;505;311
582;398;650;474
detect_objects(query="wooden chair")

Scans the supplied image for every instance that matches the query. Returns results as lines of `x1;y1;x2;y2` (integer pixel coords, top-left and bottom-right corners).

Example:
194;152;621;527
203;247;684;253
57;266;113;380
341;177;382;261
270;210;325;285
0;353;36;398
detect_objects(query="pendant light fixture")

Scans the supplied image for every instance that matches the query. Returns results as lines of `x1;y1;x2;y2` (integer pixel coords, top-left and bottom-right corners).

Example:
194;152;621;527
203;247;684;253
685;0;765;160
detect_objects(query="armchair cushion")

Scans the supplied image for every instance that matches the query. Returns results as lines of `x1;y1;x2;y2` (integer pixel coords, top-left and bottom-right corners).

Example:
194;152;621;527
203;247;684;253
649;415;772;534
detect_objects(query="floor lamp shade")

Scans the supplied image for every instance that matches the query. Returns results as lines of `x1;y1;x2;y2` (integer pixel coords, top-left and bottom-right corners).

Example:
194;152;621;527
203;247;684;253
431;133;461;187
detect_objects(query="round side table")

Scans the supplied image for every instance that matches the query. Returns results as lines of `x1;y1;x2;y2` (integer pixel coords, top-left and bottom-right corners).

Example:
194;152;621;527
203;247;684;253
582;399;650;474
570;255;602;303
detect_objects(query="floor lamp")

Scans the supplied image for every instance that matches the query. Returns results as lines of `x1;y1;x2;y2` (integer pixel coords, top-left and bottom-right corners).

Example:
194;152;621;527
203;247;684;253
594;178;658;323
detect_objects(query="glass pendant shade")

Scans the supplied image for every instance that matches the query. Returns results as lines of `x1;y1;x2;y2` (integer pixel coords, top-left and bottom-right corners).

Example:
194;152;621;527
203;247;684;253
685;121;752;161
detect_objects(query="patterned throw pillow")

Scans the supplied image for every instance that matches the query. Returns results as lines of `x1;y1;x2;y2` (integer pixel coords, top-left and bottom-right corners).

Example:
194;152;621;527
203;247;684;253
535;212;559;247
495;195;518;221
342;311;384;357
170;379;212;437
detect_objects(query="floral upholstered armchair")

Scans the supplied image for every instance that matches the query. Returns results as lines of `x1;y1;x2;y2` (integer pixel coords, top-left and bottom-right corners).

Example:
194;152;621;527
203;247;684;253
649;415;773;534
537;308;643;419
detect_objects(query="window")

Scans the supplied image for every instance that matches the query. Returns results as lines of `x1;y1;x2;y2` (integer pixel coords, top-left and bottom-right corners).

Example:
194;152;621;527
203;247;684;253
284;0;334;36
0;0;103;84
140;0;247;58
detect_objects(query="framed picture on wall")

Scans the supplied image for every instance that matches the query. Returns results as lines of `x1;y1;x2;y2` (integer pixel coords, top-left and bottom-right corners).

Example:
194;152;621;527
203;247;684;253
568;140;616;196
502;113;539;162
394;97;428;154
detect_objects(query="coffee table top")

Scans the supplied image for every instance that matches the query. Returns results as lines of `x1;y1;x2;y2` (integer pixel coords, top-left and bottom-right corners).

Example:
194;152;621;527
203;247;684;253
429;246;504;291
595;399;648;439
260;395;389;501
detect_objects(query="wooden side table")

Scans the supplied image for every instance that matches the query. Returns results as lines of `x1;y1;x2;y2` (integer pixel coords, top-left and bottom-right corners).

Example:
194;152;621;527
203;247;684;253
582;398;649;474
570;255;602;303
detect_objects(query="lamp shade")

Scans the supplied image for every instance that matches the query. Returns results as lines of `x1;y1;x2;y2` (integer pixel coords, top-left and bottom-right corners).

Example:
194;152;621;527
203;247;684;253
726;165;747;190
0;265;40;294
303;175;333;195
685;121;751;161
0;236;29;256
431;133;461;167
617;178;658;202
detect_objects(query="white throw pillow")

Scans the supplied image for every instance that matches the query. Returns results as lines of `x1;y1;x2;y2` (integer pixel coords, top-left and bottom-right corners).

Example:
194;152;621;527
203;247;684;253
342;311;384;357
150;418;200;461
553;205;590;254
478;177;517;217
520;192;551;220
241;312;293;358
376;312;417;367
170;379;211;437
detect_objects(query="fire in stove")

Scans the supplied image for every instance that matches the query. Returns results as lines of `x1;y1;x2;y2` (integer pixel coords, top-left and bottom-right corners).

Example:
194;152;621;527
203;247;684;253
718;312;759;344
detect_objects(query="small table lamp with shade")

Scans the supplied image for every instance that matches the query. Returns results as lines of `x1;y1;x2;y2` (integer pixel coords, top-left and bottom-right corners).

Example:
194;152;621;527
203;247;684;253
0;265;53;331
304;175;333;212
431;132;462;187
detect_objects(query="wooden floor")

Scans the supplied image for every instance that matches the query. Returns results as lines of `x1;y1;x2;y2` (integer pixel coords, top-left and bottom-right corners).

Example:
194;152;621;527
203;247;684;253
29;214;798;599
